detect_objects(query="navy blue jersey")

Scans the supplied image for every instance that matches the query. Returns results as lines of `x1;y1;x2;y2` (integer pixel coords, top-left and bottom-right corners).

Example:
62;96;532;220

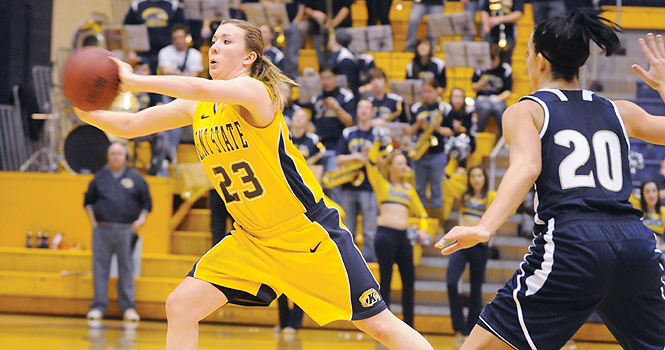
331;47;360;93
410;100;454;155
291;132;325;161
472;62;513;96
311;87;356;150
264;46;285;72
522;89;642;223
335;126;391;191
123;0;185;54
369;92;405;122
406;57;447;89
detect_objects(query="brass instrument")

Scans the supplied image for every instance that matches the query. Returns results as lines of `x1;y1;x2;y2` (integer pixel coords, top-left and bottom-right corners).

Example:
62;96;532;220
408;109;442;161
488;0;508;49
322;144;393;189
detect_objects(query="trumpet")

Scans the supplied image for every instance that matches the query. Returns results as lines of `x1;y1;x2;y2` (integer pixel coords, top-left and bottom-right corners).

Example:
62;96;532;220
488;0;508;49
322;144;393;189
408;109;442;161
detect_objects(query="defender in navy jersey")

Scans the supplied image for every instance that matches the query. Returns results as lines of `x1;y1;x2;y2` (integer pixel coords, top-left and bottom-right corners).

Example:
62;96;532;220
436;10;665;350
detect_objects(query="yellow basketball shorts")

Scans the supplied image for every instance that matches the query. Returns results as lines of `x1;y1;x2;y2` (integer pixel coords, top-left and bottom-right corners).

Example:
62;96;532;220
188;200;387;325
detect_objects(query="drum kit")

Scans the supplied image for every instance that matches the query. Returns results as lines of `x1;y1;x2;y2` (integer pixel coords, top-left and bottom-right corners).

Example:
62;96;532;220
27;15;140;174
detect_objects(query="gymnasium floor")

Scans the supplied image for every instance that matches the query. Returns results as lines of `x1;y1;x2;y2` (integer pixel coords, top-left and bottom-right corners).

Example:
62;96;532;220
0;314;621;350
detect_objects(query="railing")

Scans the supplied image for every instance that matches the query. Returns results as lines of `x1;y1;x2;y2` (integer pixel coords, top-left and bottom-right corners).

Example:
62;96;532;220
488;135;507;192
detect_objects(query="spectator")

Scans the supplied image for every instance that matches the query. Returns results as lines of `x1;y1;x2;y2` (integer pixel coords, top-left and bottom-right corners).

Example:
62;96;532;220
158;23;204;163
367;141;430;327
409;76;454;223
280;84;302;127
128;59;170;176
406;38;447;91
335;99;391;262
84;142;152;322
310;66;356;203
461;0;481;41
656;158;665;199
405;0;445;53
357;52;377;96
446;166;493;346
303;0;353;69
290;109;326;179
638;180;664;248
480;0;524;64
158;23;203;78
367;0;393;26
283;0;307;79
330;30;361;94
260;24;285;72
530;0;566;26
123;0;186;75
472;44;512;138
448;87;476;169
366;68;407;124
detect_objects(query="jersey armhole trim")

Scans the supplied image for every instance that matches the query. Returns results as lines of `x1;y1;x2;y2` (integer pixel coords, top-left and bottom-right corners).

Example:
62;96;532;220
519;95;549;139
608;99;631;153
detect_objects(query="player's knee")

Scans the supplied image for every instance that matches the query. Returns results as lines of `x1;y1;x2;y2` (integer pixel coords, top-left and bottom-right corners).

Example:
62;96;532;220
165;289;189;322
354;312;392;341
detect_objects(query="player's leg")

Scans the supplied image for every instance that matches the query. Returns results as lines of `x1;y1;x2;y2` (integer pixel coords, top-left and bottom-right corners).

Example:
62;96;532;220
352;309;434;350
165;276;228;350
459;325;515;350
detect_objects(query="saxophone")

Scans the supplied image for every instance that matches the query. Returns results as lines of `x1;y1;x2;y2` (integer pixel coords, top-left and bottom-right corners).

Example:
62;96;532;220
322;144;393;189
488;0;508;49
408;108;442;161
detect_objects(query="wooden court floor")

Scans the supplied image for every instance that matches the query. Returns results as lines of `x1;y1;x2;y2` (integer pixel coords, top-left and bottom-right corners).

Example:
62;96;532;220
0;314;621;350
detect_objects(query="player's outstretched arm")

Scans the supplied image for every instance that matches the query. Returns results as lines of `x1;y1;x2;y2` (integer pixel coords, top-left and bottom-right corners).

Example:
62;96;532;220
111;57;273;127
74;98;195;139
435;100;542;255
617;33;665;146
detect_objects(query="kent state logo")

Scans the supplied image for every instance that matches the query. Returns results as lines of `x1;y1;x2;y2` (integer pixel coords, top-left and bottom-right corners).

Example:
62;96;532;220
359;288;381;308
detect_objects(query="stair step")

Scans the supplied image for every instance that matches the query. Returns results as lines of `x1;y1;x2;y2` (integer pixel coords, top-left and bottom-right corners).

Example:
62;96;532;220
171;231;212;256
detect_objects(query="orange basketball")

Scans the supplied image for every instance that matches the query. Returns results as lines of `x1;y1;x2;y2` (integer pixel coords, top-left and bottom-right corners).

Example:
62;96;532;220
62;47;120;112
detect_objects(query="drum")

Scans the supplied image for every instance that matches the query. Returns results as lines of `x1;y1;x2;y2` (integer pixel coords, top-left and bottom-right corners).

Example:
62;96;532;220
63;124;110;174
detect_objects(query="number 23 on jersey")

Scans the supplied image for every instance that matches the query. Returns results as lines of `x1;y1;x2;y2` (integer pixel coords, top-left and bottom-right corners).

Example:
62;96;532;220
211;160;265;204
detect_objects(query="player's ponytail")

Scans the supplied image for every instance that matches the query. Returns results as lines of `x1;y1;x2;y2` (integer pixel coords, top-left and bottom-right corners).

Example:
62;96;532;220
533;8;622;81
223;19;295;115
250;55;295;115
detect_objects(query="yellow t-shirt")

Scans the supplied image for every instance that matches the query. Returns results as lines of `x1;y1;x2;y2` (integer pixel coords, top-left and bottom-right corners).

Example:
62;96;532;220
191;82;324;231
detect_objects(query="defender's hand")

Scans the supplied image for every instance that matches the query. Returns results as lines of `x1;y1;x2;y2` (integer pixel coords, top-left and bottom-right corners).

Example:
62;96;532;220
434;224;491;255
633;33;665;92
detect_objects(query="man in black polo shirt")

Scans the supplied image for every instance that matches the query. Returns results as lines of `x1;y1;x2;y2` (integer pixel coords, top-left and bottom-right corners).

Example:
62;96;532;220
84;142;152;322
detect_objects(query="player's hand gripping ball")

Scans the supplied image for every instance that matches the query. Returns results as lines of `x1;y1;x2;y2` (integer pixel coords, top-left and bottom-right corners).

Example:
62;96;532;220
62;47;120;112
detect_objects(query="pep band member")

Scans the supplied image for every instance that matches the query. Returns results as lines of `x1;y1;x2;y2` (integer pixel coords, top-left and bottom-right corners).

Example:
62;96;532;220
75;19;434;350
436;10;665;350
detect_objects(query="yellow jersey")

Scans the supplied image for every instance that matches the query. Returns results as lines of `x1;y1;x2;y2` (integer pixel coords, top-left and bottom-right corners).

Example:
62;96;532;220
191;82;324;231
460;191;497;219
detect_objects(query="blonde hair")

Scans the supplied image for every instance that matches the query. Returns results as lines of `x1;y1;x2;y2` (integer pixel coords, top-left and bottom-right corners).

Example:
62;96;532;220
381;150;406;183
221;19;295;115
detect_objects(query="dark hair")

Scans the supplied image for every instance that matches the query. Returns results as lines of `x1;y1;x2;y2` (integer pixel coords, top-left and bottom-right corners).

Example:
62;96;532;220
489;44;503;62
464;165;488;198
640;180;662;213
335;30;353;48
533;8;622;82
171;23;190;35
319;65;340;76
411;38;433;78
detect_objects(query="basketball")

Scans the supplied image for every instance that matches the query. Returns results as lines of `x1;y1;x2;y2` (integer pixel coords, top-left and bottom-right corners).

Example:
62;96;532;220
62;46;120;112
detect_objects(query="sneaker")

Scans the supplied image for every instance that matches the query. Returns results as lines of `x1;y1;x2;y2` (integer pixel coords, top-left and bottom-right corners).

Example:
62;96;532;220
86;309;103;320
123;308;140;322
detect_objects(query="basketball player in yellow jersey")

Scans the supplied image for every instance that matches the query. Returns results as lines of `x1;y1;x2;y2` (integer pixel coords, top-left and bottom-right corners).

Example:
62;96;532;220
74;19;434;350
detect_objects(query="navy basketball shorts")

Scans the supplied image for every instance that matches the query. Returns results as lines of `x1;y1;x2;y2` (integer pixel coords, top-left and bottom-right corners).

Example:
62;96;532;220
479;214;665;350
